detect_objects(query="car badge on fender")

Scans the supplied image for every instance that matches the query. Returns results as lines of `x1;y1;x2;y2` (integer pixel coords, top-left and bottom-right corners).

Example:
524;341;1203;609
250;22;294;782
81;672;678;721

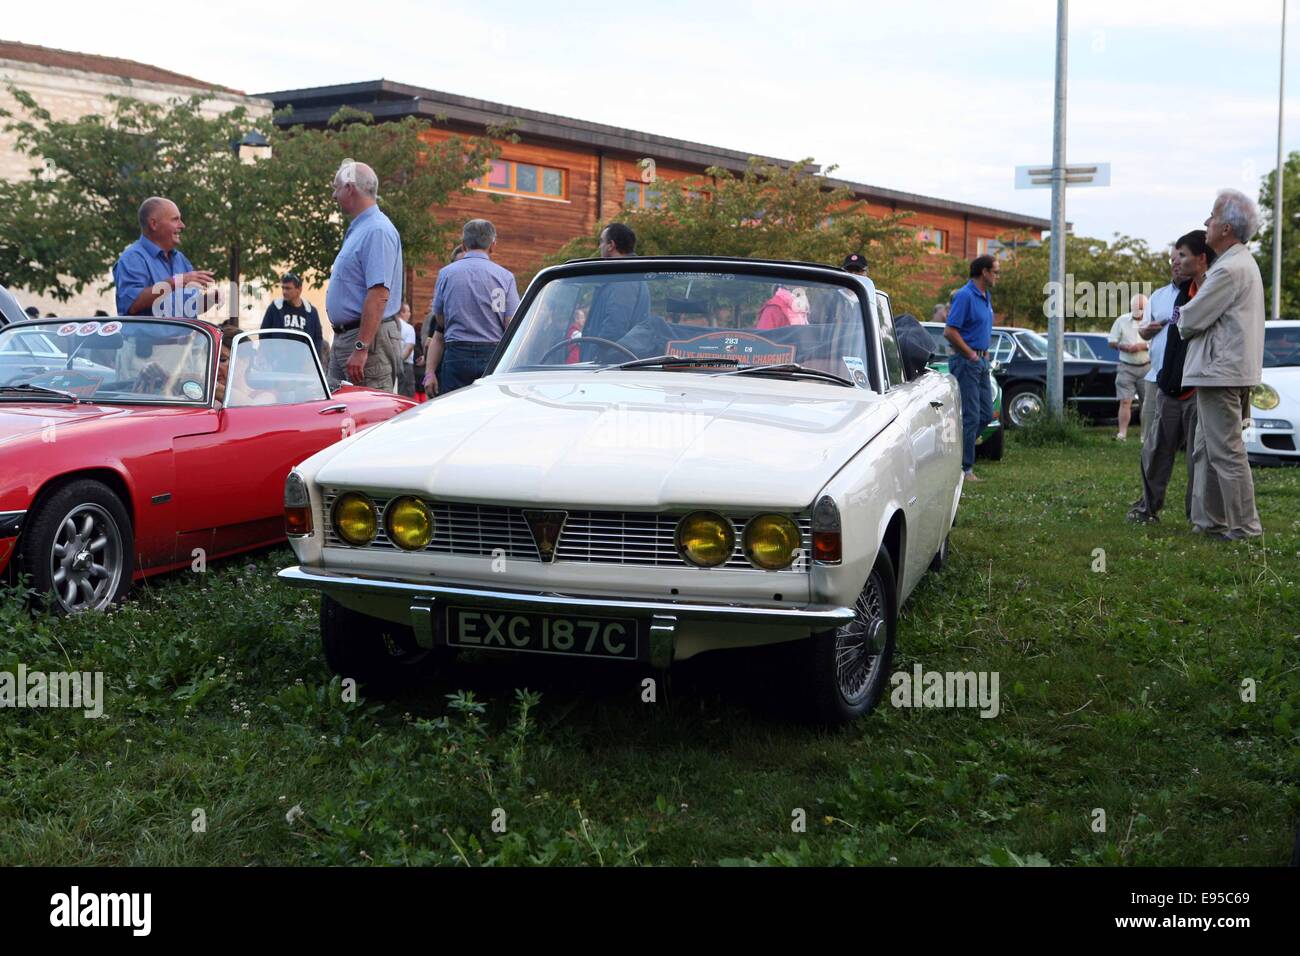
523;510;568;562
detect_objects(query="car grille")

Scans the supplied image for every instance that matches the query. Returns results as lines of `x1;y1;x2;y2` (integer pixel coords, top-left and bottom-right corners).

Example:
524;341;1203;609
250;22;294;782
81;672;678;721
321;491;811;572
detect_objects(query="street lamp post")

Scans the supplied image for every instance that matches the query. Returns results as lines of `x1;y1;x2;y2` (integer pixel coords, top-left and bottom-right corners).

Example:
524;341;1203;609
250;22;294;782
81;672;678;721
1047;0;1069;419
1274;0;1288;322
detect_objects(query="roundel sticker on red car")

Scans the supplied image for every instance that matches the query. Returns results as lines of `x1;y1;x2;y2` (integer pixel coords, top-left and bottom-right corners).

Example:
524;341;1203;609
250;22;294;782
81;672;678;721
181;380;204;400
98;321;122;336
76;322;100;336
57;322;80;337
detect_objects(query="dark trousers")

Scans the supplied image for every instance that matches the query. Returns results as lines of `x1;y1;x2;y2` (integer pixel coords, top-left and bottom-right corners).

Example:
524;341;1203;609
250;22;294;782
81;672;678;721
440;341;499;395
1135;390;1197;520
949;353;993;472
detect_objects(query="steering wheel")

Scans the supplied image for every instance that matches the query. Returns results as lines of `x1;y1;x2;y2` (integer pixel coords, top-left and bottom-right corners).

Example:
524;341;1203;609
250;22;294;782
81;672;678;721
537;335;639;364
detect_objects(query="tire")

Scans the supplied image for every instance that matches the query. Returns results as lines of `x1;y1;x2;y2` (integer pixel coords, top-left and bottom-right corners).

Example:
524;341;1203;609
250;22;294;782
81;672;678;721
319;594;445;696
19;479;133;613
805;548;898;725
977;426;1005;461
1002;383;1045;429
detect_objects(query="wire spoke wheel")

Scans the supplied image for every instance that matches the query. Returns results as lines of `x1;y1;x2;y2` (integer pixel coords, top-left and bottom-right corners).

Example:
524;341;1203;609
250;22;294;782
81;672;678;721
833;569;889;706
48;502;123;613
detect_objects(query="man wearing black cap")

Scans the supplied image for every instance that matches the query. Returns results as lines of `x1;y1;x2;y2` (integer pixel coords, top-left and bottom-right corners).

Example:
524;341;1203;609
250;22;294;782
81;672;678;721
842;253;868;276
261;272;326;366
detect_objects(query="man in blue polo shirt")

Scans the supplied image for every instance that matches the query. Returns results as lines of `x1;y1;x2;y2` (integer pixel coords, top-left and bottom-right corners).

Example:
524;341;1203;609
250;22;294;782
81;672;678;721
944;254;1000;481
112;197;218;318
325;159;404;391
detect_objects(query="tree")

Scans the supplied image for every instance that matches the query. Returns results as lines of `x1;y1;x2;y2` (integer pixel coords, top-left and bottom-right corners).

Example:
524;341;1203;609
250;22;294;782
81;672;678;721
256;107;505;288
0;89;501;302
941;232;1170;330
1256;150;1300;319
542;159;937;318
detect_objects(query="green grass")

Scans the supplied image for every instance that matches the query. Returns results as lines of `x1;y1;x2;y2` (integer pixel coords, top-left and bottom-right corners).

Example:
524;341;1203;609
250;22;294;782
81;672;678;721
1;432;1297;866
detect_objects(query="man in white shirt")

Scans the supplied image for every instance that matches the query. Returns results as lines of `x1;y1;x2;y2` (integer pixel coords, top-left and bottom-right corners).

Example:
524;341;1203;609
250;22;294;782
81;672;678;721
1108;294;1150;441
397;303;416;397
1139;259;1179;446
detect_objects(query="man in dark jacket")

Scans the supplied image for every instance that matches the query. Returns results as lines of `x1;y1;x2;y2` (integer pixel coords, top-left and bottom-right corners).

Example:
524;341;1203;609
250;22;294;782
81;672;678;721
1128;231;1215;524
583;223;650;348
260;272;326;366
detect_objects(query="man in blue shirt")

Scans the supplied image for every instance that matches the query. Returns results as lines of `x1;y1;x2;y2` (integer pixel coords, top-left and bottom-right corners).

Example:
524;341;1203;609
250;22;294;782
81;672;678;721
424;219;520;395
944;255;1000;481
325;159;404;391
112;197;218;318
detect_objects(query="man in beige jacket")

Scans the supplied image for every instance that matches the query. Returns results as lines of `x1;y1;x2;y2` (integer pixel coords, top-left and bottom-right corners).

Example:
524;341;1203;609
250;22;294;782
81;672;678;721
1177;189;1266;539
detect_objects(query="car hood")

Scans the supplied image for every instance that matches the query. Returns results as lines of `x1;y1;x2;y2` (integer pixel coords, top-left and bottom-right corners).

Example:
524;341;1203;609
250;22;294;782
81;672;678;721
314;372;898;509
0;402;129;448
1262;365;1300;395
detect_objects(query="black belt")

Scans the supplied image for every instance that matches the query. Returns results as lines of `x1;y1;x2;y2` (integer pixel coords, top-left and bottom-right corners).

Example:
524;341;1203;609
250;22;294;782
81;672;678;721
332;315;397;334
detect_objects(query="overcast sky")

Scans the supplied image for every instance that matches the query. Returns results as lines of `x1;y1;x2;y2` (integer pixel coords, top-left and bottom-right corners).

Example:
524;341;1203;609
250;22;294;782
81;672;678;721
8;0;1298;250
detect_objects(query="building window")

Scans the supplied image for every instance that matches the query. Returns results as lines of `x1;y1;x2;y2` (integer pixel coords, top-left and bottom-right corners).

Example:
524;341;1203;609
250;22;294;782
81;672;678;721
624;180;663;208
917;227;947;252
977;237;1002;256
476;160;567;199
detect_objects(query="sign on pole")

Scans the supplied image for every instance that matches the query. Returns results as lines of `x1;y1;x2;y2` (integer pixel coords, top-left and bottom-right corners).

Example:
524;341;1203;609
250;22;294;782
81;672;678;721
1015;163;1110;189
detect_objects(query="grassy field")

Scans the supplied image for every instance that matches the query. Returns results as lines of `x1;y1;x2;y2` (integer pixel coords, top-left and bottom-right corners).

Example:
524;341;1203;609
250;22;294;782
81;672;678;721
1;431;1297;866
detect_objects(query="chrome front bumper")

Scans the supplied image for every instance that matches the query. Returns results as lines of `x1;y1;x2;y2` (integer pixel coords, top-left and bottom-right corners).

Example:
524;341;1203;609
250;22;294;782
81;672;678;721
278;565;855;667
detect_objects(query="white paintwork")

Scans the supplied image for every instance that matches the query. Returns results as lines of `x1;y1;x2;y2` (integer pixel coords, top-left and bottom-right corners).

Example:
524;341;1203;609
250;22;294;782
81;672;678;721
286;273;964;661
314;372;898;510
1246;364;1300;461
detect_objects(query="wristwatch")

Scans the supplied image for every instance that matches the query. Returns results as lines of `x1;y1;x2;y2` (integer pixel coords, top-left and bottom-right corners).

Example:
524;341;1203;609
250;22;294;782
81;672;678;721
354;340;370;352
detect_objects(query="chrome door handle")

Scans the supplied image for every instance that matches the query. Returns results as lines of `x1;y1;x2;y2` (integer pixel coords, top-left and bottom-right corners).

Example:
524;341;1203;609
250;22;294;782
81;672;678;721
319;403;348;415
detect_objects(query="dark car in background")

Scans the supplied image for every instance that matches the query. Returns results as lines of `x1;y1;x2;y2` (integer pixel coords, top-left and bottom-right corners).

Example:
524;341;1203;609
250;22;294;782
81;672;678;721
990;326;1126;428
1065;332;1121;363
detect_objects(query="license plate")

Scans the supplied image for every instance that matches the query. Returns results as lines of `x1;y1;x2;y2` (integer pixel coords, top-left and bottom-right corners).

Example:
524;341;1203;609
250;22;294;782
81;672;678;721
445;607;639;661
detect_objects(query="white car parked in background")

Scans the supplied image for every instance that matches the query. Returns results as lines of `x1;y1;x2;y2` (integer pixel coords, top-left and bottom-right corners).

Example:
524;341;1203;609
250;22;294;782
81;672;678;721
278;258;963;724
1246;320;1300;465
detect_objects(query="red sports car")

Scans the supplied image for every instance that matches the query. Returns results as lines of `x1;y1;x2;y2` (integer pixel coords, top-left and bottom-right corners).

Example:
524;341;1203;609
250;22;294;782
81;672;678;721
0;316;415;612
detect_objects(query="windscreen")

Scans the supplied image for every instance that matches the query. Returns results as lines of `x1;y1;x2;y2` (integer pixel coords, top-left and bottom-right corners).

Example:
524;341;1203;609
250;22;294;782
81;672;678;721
0;319;212;403
495;270;870;380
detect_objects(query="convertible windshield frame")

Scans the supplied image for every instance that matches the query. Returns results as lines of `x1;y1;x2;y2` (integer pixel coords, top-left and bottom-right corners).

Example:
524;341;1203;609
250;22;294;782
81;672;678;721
486;257;885;392
0;317;219;407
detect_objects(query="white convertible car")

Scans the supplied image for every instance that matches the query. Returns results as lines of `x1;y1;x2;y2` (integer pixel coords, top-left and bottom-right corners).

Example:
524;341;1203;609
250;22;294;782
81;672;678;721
278;257;963;723
1246;320;1300;466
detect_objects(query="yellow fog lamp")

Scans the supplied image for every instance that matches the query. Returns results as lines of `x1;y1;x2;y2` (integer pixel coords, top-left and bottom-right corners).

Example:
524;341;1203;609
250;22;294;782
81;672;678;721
744;514;802;570
676;511;734;567
1251;383;1280;411
385;496;434;551
332;492;377;546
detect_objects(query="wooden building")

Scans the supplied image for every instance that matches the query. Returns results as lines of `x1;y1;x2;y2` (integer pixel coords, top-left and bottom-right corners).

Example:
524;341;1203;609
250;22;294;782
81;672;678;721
262;79;1048;312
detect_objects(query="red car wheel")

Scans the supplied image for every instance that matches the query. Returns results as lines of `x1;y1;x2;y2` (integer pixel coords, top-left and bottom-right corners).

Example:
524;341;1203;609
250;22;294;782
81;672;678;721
20;480;134;613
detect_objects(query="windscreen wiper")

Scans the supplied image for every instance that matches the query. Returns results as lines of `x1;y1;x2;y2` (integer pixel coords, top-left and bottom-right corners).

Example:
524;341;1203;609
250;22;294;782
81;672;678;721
0;383;80;401
718;363;855;387
598;353;741;372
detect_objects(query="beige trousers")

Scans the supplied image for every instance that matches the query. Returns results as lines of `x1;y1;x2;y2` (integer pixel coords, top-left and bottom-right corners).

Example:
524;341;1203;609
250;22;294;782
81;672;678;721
1191;386;1262;537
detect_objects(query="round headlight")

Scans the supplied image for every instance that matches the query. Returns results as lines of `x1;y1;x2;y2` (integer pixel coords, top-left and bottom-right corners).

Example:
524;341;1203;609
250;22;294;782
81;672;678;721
1252;383;1280;411
744;514;802;570
332;492;377;546
385;496;434;551
676;511;734;567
